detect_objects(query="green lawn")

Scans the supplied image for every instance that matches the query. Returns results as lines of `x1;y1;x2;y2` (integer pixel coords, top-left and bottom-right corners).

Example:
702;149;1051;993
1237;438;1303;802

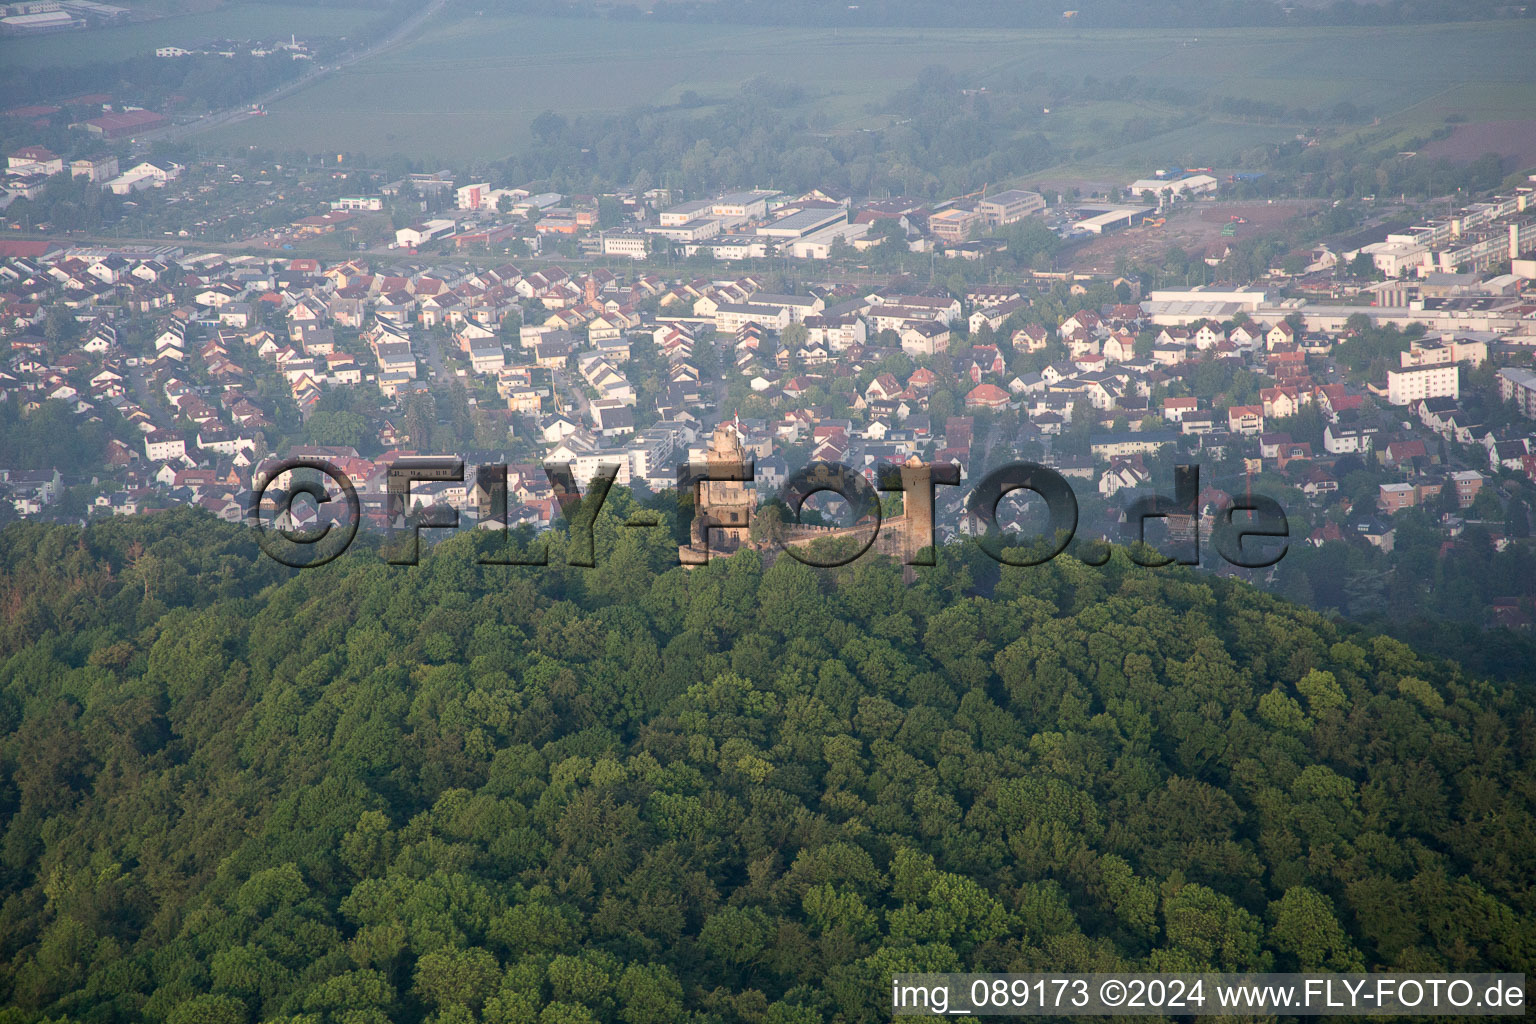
0;3;374;67
188;14;1536;169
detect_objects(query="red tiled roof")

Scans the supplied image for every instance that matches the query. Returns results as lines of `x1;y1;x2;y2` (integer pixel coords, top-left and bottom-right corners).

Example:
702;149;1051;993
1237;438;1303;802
0;240;58;259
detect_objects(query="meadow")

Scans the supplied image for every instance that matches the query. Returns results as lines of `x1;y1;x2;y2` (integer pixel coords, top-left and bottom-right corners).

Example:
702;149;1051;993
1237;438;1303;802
180;13;1536;172
0;3;374;68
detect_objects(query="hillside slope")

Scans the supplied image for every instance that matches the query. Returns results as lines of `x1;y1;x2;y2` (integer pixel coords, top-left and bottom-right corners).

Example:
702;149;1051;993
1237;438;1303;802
0;507;1531;1023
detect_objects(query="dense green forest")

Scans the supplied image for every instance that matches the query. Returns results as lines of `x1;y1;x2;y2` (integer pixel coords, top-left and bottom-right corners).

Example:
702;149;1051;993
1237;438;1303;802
0;504;1532;1024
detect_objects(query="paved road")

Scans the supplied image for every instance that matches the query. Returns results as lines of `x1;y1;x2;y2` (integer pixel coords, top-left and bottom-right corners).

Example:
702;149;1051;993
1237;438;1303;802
133;0;448;149
129;366;174;426
558;371;589;421
421;328;448;382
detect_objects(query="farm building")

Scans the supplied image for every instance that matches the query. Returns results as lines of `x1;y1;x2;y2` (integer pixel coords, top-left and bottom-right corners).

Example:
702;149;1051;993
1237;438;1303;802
83;110;168;139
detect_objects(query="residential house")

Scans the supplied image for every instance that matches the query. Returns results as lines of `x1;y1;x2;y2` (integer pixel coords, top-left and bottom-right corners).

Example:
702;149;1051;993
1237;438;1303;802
1227;405;1264;435
1323;423;1377;454
1099;456;1151;497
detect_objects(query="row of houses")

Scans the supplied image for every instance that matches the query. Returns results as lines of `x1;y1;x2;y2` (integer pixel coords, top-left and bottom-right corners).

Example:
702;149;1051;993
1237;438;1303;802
7;230;1535;587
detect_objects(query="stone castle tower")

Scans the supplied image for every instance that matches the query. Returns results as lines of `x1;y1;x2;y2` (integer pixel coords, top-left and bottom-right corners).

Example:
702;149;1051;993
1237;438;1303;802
682;421;757;562
682;427;943;580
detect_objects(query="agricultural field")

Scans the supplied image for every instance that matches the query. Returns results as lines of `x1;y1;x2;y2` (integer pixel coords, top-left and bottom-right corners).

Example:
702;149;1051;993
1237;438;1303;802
192;12;1536;170
1420;119;1536;169
0;3;374;68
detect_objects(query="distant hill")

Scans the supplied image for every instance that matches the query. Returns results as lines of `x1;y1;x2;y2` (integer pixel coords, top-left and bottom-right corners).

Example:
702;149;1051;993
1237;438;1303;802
0;506;1531;1022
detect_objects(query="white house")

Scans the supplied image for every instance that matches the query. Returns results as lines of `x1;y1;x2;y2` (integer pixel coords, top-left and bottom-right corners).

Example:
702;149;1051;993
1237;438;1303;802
105;161;182;196
1323;424;1377;454
144;430;187;462
394;219;455;248
1099;458;1151;497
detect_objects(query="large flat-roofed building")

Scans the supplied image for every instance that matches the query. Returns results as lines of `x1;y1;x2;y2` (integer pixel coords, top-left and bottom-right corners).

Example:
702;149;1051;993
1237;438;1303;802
1145;287;1268;310
84;109;168;139
1401;336;1487;368
749;293;824;322
686;236;770;261
646;218;720;242
786;219;872;259
977;189;1045;226
1433;220;1536;274
1386;364;1459;406
1128;173;1218;198
601;232;648;259
1358;238;1429;277
929;207;980;242
758;207;847;238
1074;207;1147;235
658;199;713;227
714;302;790;332
1;9;78;30
710;190;777;220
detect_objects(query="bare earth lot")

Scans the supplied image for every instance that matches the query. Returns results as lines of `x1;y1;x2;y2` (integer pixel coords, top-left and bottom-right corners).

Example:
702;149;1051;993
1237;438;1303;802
1064;200;1315;273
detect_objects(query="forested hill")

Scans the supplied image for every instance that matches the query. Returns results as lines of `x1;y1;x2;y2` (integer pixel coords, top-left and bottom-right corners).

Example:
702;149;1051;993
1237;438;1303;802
0;507;1532;1024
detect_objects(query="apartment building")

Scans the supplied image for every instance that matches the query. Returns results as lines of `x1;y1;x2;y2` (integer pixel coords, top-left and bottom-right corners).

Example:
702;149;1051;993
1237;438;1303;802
1386;364;1459;406
803;314;866;351
750;293;824;323
1401;336;1487;368
714;302;791;333
1498;367;1536;418
1450;469;1484;509
1433;221;1535;274
1090;432;1177;458
70;154;118;183
455;183;491;209
627;426;679;486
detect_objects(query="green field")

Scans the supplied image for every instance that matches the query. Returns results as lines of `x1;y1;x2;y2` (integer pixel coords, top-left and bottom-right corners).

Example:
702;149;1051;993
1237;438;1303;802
0;3;374;68
193;14;1536;170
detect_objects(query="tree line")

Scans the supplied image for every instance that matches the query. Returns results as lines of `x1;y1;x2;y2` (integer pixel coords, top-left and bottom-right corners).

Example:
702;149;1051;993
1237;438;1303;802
0;505;1530;1023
